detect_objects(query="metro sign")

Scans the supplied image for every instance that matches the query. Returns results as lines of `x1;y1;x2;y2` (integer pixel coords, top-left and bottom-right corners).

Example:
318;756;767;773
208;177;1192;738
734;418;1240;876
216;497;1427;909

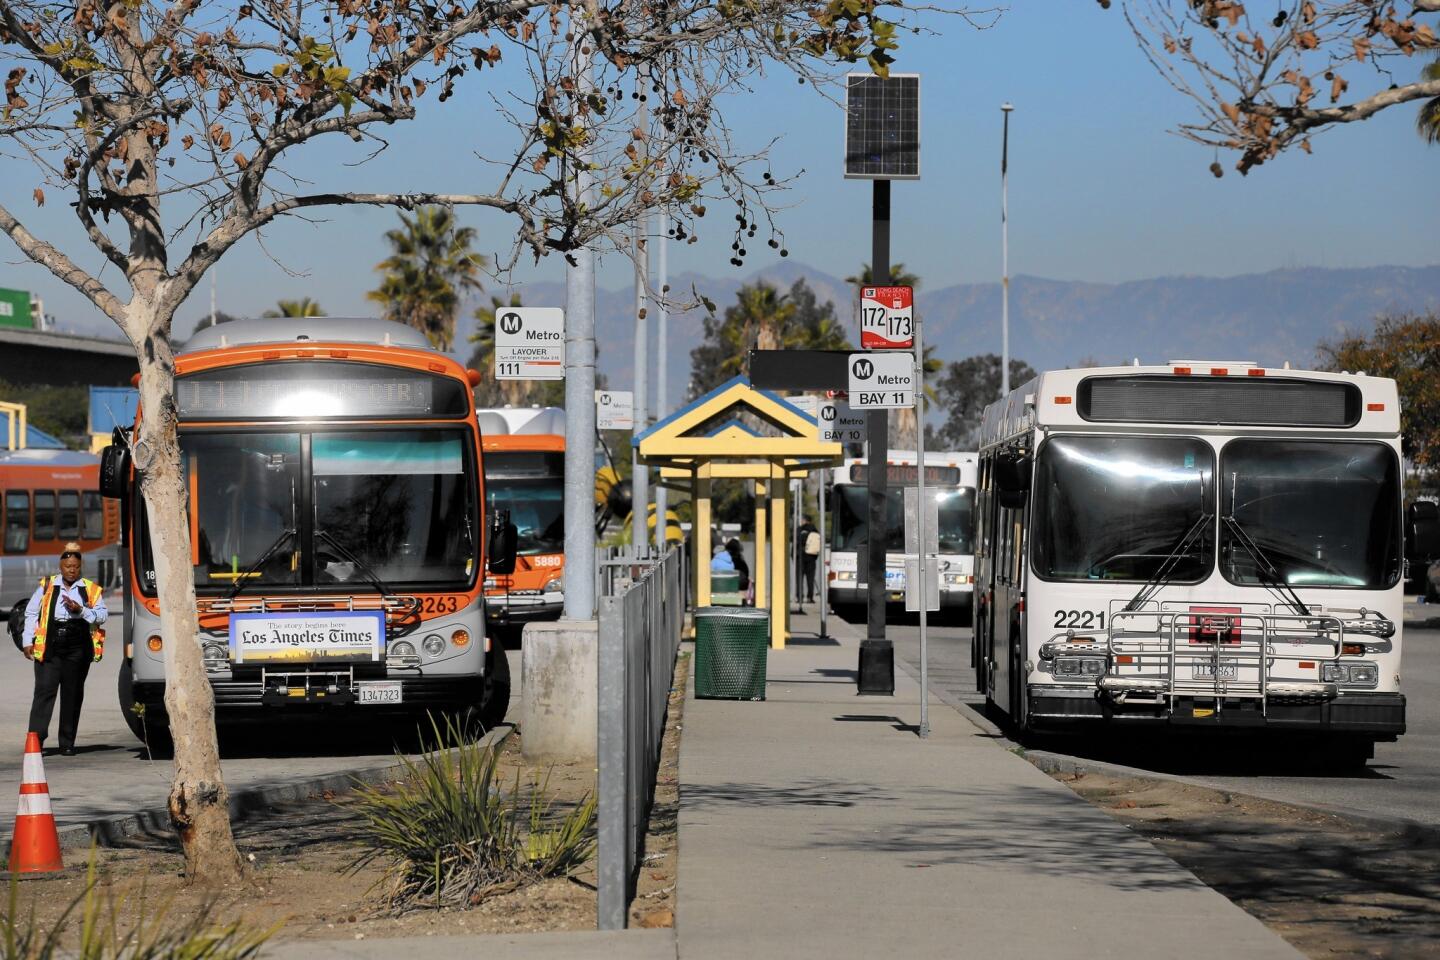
860;286;913;349
848;352;914;409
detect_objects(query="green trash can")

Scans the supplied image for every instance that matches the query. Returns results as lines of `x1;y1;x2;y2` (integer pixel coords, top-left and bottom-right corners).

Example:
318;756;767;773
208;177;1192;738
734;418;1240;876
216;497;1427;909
694;606;769;701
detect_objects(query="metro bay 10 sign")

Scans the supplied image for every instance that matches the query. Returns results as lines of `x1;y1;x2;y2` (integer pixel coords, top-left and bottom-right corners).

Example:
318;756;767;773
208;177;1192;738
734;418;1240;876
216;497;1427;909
495;307;565;380
860;285;913;349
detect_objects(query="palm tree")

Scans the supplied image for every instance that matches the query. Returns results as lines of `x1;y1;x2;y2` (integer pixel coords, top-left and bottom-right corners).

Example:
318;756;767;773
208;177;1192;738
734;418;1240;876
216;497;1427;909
468;293;528;407
844;263;921;290
1419;55;1440;145
262;298;325;318
719;283;796;380
367;206;485;351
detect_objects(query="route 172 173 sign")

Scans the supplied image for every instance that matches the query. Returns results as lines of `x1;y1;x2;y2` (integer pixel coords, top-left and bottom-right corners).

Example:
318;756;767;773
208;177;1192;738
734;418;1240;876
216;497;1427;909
494;307;565;380
860;286;914;349
848;352;914;409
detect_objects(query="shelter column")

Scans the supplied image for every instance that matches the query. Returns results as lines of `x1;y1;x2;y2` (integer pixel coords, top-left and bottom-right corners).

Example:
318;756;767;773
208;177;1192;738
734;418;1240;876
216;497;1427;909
753;480;768;609
696;477;712;607
770;470;787;649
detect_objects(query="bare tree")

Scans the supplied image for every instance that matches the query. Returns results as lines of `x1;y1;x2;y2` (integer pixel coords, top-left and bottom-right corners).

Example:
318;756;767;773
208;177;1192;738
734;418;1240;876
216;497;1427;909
1;0;987;882
1109;1;1440;172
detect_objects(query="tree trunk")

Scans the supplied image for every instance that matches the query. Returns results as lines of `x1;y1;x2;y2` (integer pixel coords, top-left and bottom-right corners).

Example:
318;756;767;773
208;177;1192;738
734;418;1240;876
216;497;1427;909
890;407;918;450
134;317;245;886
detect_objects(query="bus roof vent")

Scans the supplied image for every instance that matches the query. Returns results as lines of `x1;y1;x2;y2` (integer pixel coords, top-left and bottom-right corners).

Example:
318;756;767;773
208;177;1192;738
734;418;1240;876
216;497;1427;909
181;317;430;353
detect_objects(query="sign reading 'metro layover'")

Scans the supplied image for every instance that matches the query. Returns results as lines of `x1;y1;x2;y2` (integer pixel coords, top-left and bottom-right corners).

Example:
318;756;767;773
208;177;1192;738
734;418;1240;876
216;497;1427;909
494;307;565;380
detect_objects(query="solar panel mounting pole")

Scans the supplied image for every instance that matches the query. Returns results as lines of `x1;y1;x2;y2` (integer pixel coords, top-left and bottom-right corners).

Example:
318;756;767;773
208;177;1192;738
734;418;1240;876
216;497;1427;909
858;178;893;695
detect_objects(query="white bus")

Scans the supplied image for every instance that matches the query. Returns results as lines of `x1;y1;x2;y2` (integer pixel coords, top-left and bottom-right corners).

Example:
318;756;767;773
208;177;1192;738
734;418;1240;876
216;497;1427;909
828;451;978;621
973;361;1405;768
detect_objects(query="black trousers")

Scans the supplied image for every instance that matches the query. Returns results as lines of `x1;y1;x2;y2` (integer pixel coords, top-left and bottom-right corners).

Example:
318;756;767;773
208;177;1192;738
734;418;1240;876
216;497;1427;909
29;627;93;749
801;555;818;601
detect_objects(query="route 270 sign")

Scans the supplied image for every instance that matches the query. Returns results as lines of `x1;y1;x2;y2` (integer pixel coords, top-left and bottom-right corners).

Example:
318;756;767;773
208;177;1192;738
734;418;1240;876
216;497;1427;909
848;352;914;409
494;307;565;380
860;286;913;349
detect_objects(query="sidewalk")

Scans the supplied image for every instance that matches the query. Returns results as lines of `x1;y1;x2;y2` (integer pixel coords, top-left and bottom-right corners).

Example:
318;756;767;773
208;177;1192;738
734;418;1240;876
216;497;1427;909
675;610;1303;959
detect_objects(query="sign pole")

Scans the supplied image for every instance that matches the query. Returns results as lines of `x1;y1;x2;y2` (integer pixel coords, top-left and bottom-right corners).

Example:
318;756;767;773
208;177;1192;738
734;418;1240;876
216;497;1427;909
818;466;830;641
859;177;893;695
916;311;930;739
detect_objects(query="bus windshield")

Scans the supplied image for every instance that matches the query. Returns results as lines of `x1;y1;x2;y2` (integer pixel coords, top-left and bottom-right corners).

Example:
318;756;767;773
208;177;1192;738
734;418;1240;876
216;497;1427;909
1033;435;1214;582
142;429;475;592
484;452;565;556
833;485;974;554
1220;440;1400;589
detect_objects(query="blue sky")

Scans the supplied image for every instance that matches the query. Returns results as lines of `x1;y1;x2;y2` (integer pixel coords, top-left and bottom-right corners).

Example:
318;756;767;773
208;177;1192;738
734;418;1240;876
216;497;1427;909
1;2;1435;340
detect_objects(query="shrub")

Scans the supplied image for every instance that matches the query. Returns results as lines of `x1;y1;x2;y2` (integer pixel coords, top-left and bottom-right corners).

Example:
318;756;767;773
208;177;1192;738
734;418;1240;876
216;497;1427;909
349;718;596;910
1;859;274;960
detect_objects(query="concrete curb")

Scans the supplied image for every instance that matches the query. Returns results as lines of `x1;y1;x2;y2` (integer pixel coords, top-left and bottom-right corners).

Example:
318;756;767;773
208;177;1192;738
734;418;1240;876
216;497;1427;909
3;724;515;859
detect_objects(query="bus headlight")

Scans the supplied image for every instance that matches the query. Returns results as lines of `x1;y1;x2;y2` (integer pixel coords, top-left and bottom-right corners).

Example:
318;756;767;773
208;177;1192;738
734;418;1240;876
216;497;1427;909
543;575;563;594
943;573;971;585
834;570;856;582
201;642;228;667
422;634;446;658
1322;661;1378;687
388;640;420;667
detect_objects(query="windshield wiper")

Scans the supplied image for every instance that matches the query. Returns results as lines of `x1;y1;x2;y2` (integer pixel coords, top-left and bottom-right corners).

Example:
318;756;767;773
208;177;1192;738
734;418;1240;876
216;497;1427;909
228;528;296;600
313;527;397;601
1223;472;1309;617
1123;510;1213;613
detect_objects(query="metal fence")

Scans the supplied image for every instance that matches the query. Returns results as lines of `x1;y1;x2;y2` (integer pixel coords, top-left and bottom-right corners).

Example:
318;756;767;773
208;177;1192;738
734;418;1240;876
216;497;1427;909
597;544;687;929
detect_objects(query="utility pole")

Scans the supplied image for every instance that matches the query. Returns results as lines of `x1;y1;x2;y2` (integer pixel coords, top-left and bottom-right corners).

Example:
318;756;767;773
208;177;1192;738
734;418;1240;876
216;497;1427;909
631;83;650;556
562;25;597;620
1001;102;1014;399
654;207;669;552
859;178;893;694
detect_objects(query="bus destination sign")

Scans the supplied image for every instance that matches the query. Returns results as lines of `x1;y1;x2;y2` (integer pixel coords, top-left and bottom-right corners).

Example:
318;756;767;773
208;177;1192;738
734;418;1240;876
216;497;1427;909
495;307;565;381
178;375;436;418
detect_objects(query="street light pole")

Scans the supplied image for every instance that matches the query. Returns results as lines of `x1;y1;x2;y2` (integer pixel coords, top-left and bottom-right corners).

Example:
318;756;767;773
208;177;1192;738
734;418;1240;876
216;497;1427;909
654;207;668;552
631;84;650;557
1001;102;1013;399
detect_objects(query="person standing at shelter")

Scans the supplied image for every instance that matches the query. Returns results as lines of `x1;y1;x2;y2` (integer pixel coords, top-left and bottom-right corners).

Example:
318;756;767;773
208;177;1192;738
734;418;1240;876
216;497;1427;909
797;517;821;603
22;542;107;756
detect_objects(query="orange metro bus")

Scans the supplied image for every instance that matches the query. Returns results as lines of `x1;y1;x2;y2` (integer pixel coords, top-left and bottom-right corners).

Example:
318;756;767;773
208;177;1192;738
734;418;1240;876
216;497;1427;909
101;317;515;745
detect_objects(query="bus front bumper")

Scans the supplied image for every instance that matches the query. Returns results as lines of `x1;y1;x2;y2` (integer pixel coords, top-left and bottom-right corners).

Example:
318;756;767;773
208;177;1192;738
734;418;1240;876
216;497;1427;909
486;594;564;626
132;675;485;716
1028;686;1406;739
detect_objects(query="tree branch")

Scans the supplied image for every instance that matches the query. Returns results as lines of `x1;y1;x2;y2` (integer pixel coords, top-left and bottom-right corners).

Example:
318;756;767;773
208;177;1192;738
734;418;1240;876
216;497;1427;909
0;201;126;323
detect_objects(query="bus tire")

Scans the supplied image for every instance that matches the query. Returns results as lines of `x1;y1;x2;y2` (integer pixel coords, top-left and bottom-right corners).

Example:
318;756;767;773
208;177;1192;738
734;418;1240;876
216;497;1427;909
117;660;172;756
477;645;511;733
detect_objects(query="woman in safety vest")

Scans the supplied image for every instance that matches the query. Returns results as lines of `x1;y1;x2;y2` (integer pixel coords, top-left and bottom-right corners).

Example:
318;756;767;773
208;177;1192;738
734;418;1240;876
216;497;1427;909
21;542;107;756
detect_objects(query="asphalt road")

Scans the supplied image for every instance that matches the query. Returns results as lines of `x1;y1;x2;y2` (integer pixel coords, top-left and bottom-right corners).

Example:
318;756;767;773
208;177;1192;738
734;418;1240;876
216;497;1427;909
836;602;1440;829
0;594;518;838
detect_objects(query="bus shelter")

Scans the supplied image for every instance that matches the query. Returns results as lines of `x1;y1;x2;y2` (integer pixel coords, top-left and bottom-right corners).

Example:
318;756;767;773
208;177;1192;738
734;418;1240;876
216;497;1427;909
635;376;841;649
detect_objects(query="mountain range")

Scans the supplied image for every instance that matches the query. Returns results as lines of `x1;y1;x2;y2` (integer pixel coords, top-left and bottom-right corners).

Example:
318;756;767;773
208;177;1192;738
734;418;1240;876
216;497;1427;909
490;262;1440;410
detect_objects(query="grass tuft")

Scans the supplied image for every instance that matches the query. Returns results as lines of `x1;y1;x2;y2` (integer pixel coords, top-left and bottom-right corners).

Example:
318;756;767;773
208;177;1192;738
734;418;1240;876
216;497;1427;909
1;856;275;960
348;716;596;910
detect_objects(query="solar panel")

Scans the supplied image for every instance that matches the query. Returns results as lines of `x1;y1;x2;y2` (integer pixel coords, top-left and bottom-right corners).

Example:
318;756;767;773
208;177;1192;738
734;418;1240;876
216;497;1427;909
844;73;921;180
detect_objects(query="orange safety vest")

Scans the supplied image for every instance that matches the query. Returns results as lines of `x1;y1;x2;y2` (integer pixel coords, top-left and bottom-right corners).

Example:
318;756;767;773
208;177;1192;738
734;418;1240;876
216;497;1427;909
32;576;105;664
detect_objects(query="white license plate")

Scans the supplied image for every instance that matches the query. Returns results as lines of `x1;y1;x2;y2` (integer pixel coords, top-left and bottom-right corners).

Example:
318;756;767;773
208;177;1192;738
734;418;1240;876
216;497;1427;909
1192;659;1238;680
357;681;403;705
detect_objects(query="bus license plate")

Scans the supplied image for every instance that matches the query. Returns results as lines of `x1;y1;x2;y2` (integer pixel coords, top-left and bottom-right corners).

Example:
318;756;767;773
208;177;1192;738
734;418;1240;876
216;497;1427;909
1192;659;1238;680
358;681;403;705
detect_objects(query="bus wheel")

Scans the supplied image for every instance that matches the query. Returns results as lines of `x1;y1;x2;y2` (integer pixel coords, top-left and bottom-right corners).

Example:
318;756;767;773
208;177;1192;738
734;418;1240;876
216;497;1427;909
117;660;172;756
477;645;511;733
1325;738;1374;774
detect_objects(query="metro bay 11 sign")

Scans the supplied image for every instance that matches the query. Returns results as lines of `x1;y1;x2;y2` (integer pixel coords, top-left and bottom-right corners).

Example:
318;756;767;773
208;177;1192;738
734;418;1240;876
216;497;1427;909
848;352;914;409
860;285;913;349
495;307;565;380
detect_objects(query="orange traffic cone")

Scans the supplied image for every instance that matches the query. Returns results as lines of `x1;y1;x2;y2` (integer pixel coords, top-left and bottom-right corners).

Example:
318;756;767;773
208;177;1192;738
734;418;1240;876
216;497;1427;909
8;732;63;873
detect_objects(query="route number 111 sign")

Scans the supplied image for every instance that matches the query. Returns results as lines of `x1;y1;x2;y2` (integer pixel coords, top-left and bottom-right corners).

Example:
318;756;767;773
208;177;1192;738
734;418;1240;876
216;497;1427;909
860;286;914;349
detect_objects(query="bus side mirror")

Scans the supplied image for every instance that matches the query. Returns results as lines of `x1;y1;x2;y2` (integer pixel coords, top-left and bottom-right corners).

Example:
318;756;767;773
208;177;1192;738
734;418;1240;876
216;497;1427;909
488;509;518;576
1408;501;1440;563
994;452;1031;508
99;444;128;500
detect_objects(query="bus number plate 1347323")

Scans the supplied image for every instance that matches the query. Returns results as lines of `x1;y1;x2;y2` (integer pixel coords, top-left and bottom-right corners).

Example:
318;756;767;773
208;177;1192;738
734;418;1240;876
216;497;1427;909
358;681;403;705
